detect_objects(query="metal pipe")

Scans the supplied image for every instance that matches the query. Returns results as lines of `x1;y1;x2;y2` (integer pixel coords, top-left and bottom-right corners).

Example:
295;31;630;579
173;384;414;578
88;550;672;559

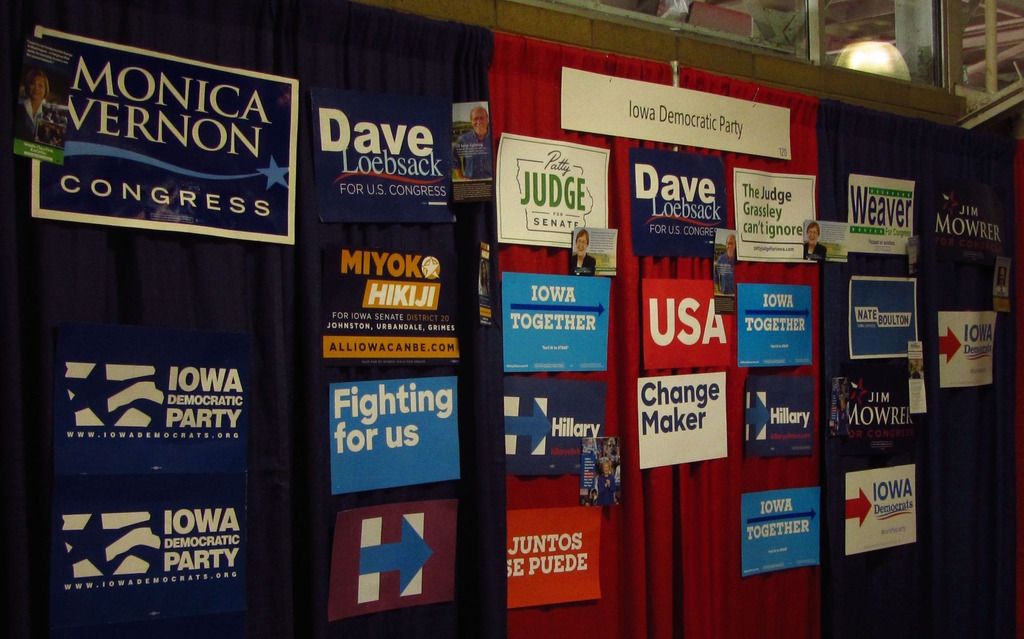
986;0;998;92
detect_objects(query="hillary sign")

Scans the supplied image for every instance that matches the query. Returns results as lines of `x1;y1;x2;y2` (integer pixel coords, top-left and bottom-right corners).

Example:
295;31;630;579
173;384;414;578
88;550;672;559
31;27;298;243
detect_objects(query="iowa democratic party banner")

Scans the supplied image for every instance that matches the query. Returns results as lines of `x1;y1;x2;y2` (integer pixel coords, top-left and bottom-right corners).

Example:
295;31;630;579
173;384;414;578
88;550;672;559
310;88;451;223
629;148;726;256
737;284;812;367
938;310;996;388
741;487;820;576
506;507;601;608
637;372;727;468
328;377;459;494
31;27;298;244
54;323;249;476
321;243;459;365
848;276;918;359
846;173;915;255
328;500;457;620
845;464;916;555
642;278;731;370
744;375;813;457
50;473;246;629
504;377;606;476
502;272;610;371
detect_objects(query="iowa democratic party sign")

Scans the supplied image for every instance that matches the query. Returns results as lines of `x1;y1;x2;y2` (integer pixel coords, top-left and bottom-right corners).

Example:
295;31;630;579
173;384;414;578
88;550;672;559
845;464;916;555
937;310;996;388
30;27;298;243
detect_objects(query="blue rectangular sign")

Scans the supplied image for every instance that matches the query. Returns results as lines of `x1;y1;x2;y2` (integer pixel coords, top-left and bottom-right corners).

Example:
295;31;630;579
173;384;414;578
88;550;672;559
31;27;298;243
741;487;820;576
54;323;249;476
328;376;459;494
629;148;726;256
504;377;606;475
744;375;814;456
737;284;812;367
848;276;918;358
502;272;610;371
311;88;452;223
50;473;246;628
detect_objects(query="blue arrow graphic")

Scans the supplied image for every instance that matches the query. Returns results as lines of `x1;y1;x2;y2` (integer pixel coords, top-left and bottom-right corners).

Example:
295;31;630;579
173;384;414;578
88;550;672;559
746;509;816;525
506;399;550;452
359;518;433;592
510;302;605;316
744;309;809;318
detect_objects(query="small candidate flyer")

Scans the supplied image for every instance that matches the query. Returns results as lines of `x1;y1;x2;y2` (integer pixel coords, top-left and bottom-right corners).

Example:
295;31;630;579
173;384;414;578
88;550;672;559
579;437;620;506
502;272;610;372
321;242;459;365
54;323;249;476
496;133;609;248
328;377;459;494
737;284;812;367
933;179;1005;263
451;101;493;202
744;375;813;457
839;360;915;456
846;174;915;255
328;500;457;620
642;278;732;370
506;507;601;608
938;310;996;388
741;487;820;576
845;464;916;555
733;168;816;263
848;276;918;359
504;377;606;476
30;27;298;244
629;148;726;256
50;473;246;629
311;88;451;223
637;372;727;468
14;36;74;164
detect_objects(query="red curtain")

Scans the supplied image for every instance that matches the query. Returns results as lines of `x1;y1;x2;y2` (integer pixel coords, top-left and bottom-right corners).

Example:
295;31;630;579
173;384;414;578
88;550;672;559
492;33;821;639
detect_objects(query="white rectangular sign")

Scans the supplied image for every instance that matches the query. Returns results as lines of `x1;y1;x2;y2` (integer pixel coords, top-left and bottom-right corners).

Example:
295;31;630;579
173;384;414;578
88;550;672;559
734;168;816;262
845;464;916;555
637;372;727;469
496;133;609;248
938;310;996;388
561;67;791;160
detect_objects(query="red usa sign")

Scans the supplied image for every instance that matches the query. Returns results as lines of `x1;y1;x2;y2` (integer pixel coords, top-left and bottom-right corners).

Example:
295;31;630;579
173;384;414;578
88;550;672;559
642;279;731;370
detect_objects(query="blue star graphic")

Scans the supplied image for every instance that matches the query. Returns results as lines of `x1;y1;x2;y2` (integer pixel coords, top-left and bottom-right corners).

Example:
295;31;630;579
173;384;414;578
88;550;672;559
257;156;289;189
747;391;770;440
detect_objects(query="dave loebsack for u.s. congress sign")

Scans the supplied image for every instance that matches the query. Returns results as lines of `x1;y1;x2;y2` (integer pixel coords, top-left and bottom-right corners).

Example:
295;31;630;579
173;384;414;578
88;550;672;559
29;27;299;244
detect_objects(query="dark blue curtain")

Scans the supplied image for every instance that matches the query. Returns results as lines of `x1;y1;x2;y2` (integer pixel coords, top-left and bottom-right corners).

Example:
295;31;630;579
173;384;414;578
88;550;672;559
0;2;503;638
817;100;1016;638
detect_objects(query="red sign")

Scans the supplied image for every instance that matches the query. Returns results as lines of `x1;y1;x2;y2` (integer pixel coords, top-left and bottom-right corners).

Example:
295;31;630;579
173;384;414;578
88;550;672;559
507;507;601;608
328;499;457;620
642;278;731;370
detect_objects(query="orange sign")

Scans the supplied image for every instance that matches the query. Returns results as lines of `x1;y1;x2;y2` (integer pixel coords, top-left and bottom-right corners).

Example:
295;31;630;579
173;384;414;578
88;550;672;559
506;507;601;608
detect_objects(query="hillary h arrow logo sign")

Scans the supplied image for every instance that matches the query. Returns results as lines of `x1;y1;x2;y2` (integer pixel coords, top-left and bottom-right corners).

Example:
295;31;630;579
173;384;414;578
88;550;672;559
359;516;433;593
506;399;551;453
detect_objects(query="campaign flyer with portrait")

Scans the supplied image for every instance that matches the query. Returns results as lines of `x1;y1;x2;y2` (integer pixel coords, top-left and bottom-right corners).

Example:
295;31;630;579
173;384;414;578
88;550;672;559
933;179;1005;263
50;473;247;630
568;227;616;277
504;377;606;476
321;242;459;365
311;87;452;223
54;323;249;476
744;375;814;457
501;272;610;372
15;36;73;164
328;376;459;494
451;101;493;202
737;284;812;367
713;228;738;313
845;464;916;555
848;276;918;359
733;168;816;263
328;500;457;620
838;359;915;456
628;148;726;257
506;507;601;608
741;487;820;576
579;436;620;506
29;27;299;244
496;133;609;248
